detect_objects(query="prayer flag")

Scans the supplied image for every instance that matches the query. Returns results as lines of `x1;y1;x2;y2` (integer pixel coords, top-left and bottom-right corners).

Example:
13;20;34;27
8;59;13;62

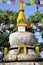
40;0;43;5
30;0;35;5
35;0;40;4
2;0;7;3
25;0;30;4
35;0;40;6
20;0;24;2
10;0;17;5
7;0;11;4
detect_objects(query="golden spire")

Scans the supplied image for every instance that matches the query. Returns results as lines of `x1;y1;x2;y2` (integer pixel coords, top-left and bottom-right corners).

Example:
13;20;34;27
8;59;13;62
17;1;27;26
19;1;23;10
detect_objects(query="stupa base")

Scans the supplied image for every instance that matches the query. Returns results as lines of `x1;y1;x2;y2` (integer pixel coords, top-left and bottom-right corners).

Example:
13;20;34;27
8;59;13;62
3;49;39;61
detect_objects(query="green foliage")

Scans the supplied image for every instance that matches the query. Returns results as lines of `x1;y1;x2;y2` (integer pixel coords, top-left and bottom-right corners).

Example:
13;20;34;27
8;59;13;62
39;43;43;52
0;32;9;47
27;11;42;23
42;32;43;38
27;15;35;24
34;11;41;23
9;11;18;24
0;10;18;24
0;10;18;32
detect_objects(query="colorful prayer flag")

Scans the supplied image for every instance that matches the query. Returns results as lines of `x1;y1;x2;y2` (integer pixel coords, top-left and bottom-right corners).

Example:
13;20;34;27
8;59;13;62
26;3;31;5
34;23;38;27
16;0;19;5
30;0;35;5
35;0;40;4
11;2;16;5
7;0;11;4
24;0;35;5
10;0;16;2
26;24;31;28
24;0;30;5
2;0;7;3
30;23;34;27
40;0;43;5
35;0;40;6
10;0;17;5
20;0;24;2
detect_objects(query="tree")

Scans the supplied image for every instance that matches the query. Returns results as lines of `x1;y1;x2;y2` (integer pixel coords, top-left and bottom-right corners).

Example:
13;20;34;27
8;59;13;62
27;15;35;24
8;11;18;32
27;11;41;24
34;11;41;23
0;32;10;47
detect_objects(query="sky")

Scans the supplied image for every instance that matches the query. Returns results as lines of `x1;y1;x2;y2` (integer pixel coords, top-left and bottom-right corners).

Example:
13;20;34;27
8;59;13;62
0;3;43;43
0;3;43;18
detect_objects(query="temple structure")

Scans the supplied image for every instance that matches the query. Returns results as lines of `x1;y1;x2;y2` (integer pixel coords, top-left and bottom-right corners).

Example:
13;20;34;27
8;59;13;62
3;1;40;63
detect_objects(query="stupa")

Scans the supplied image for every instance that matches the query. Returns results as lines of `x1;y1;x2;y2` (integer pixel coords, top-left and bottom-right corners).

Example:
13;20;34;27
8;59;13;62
3;1;39;62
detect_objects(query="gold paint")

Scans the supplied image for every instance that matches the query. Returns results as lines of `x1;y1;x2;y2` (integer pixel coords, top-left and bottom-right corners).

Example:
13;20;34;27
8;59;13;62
18;44;27;55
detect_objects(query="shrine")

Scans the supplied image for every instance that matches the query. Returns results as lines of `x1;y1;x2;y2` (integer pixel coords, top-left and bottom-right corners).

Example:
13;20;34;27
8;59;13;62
0;0;43;65
3;1;40;62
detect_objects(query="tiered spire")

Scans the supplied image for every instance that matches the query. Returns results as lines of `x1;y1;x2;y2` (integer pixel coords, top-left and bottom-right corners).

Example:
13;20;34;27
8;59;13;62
17;1;27;26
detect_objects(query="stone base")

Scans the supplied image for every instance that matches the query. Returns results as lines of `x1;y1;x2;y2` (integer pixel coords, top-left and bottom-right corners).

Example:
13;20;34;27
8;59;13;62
3;49;39;61
0;62;43;65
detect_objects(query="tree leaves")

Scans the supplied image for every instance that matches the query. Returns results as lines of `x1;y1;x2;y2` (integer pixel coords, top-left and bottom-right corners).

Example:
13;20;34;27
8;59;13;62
0;32;9;47
27;11;42;23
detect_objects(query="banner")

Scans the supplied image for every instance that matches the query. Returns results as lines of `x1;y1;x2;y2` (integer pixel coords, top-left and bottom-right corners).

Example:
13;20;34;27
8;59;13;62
0;0;43;6
20;0;24;2
30;0;35;4
7;0;11;4
24;0;30;4
40;0;43;5
35;0;40;4
2;0;7;3
35;0;40;6
24;0;35;5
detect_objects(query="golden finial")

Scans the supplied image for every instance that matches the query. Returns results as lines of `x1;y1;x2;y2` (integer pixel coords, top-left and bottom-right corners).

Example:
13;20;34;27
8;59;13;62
19;1;23;10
